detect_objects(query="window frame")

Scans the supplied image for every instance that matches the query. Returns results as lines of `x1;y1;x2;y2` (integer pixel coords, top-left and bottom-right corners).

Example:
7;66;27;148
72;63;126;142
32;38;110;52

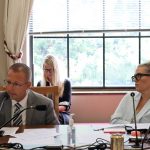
29;31;150;90
29;0;150;91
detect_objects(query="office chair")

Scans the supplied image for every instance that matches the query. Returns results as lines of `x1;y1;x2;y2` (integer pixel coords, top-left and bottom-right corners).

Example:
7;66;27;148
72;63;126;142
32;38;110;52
30;86;59;116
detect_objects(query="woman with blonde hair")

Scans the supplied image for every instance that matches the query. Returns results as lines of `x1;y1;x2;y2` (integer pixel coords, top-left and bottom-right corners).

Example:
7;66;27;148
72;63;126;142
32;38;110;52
37;55;71;124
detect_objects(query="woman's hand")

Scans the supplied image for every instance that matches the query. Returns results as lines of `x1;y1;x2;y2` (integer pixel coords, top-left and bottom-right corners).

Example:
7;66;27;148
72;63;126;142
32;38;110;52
59;105;66;112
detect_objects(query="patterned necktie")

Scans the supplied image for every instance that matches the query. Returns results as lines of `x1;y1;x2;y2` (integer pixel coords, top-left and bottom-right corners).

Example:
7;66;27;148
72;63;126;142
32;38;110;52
13;103;23;126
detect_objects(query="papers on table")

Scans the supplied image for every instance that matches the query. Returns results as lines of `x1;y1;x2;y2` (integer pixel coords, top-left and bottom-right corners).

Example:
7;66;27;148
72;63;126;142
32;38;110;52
9;128;61;149
130;123;150;129
2;127;18;136
93;124;126;131
92;123;150;132
92;124;126;134
6;123;150;149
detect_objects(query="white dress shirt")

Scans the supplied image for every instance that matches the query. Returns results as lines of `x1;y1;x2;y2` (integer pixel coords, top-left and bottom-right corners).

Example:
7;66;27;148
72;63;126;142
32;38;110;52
111;91;150;124
11;92;28;125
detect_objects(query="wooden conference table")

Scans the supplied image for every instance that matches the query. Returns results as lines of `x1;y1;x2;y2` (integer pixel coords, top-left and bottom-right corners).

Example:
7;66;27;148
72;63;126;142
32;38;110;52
0;123;150;150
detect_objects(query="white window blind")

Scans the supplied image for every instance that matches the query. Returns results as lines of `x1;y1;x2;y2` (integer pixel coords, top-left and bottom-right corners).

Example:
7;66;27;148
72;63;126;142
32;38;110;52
30;0;150;33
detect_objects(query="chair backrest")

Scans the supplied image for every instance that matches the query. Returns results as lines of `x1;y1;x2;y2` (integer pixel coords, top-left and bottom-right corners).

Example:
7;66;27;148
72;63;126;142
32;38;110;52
0;86;5;91
30;86;59;116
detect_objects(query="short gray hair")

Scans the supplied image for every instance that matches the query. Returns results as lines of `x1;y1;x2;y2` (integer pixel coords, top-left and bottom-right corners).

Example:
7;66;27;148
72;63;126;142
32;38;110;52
9;63;32;82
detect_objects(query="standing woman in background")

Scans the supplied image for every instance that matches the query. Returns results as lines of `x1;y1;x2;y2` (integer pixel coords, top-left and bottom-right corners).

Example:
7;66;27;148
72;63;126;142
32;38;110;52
37;55;71;124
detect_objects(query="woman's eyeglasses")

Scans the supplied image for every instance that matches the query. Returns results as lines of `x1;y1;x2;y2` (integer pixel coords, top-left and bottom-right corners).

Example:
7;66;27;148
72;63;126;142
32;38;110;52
131;73;150;82
43;68;53;73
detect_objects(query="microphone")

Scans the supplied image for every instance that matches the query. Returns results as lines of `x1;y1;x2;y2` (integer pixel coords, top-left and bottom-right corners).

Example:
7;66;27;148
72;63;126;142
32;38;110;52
0;105;47;131
0;92;9;111
131;92;135;97
0;92;10;136
30;105;47;111
130;92;141;148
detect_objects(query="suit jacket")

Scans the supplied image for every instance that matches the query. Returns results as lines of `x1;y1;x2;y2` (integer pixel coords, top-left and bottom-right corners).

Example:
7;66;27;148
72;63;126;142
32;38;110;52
0;90;59;126
111;91;150;124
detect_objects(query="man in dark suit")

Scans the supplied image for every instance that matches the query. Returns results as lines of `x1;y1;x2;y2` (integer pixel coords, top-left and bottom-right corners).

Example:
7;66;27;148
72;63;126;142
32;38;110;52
0;63;59;126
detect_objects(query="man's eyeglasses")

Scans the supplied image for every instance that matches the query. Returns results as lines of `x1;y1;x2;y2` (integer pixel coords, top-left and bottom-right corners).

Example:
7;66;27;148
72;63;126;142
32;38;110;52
4;80;27;87
131;73;150;82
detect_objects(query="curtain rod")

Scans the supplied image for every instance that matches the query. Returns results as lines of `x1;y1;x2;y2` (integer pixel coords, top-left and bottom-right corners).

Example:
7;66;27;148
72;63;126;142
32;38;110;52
29;29;150;35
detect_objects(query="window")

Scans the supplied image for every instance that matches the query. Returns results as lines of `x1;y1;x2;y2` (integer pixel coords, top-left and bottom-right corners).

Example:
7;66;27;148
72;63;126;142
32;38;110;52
29;0;150;88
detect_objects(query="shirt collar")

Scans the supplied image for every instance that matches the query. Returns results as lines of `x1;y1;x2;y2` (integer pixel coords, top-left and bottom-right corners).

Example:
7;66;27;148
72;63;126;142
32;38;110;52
12;91;29;108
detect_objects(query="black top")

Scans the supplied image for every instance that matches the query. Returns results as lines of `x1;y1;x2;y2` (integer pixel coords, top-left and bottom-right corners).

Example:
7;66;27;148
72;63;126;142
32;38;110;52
37;79;71;111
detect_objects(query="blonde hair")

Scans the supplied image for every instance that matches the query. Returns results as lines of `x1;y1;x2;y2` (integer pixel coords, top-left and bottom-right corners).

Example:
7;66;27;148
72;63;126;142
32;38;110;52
41;55;64;97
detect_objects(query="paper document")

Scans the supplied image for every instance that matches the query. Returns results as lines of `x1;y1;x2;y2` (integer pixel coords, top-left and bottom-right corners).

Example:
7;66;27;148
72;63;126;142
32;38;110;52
2;127;18;136
9;128;61;149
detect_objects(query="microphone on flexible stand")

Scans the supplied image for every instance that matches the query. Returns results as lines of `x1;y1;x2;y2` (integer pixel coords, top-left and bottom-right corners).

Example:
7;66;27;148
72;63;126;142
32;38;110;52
130;92;141;148
0;92;10;136
0;92;9;111
0;105;47;135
